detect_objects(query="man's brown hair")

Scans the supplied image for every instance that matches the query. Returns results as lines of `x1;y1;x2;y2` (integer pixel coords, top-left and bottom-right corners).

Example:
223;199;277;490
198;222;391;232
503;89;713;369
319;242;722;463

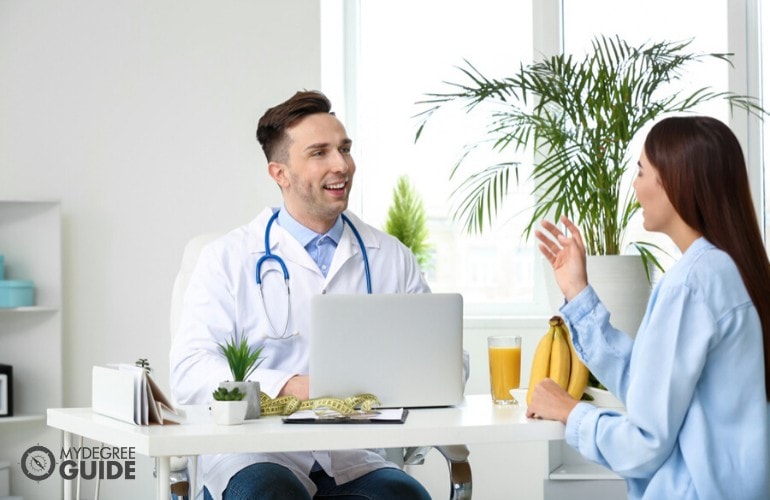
256;90;333;162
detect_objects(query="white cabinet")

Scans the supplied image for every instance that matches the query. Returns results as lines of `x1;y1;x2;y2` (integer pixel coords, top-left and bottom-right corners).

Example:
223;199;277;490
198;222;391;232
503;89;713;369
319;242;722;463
544;440;626;499
0;200;62;498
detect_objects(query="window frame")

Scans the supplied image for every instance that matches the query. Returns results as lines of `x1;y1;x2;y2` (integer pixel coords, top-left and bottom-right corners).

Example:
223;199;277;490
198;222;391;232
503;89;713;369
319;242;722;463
322;0;766;319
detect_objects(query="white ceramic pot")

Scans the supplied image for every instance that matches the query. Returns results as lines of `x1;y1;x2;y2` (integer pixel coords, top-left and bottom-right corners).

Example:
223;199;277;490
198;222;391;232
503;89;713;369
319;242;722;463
210;400;248;425
219;381;261;419
543;255;652;338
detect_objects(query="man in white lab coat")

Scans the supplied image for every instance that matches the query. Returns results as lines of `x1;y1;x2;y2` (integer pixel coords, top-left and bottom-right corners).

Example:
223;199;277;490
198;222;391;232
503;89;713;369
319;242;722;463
170;91;433;500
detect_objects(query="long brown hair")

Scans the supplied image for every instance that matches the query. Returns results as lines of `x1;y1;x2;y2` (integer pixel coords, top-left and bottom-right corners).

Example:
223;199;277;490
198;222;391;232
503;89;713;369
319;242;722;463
644;115;770;400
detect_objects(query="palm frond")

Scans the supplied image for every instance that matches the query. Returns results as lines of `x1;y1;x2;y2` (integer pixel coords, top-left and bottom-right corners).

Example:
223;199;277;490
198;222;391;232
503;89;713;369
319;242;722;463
414;34;767;261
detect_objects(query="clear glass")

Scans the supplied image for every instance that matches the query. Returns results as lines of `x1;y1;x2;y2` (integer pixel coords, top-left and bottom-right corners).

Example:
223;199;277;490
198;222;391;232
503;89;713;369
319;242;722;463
487;335;522;405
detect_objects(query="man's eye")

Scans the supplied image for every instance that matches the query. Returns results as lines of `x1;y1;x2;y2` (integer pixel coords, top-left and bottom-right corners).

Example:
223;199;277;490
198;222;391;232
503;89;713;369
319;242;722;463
340;147;351;154
312;150;325;157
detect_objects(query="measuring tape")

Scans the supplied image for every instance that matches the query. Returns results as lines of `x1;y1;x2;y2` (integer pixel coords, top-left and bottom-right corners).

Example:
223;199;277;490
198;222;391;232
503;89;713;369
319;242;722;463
259;392;381;416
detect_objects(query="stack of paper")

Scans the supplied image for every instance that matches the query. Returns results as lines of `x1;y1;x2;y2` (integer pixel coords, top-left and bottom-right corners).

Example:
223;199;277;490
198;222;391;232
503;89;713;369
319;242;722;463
92;364;184;425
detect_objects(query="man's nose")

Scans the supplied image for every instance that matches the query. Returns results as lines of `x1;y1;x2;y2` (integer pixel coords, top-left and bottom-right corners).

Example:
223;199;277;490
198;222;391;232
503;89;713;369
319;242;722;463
331;150;352;172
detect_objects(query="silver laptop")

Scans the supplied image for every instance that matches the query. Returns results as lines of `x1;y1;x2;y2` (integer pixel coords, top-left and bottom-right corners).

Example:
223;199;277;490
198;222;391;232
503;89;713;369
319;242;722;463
309;293;464;408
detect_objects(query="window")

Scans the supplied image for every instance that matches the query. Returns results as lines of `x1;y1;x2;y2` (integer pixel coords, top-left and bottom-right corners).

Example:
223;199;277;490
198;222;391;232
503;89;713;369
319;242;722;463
324;0;761;317
564;0;733;265
326;0;542;316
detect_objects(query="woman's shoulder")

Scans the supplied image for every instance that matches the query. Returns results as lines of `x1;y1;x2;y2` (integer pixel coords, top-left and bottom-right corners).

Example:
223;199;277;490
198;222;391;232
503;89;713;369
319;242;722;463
665;238;748;304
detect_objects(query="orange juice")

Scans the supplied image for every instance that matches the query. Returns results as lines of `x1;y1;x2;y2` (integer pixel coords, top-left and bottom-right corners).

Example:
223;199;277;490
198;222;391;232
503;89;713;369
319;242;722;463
488;345;521;403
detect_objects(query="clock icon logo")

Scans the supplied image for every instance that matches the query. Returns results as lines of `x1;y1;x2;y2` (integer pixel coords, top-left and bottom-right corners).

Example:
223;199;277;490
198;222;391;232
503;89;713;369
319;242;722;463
20;445;56;481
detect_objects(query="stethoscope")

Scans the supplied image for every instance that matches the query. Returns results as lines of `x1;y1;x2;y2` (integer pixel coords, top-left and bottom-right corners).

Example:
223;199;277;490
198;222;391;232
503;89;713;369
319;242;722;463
256;209;372;339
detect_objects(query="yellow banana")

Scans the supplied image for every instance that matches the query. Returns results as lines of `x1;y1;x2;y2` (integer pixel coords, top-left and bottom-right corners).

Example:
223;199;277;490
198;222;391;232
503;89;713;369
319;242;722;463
561;320;590;400
526;320;555;406
549;317;571;390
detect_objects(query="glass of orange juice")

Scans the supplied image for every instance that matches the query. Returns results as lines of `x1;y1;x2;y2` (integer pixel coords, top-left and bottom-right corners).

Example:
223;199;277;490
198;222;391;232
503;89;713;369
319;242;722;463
488;335;522;405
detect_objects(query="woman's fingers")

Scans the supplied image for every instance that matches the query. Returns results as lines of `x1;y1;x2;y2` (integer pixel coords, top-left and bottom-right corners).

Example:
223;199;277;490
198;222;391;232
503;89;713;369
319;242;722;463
559;216;585;253
535;230;560;262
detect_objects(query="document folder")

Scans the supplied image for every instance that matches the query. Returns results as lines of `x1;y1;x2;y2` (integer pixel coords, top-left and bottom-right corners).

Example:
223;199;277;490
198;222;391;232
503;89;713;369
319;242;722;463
92;364;183;425
282;408;408;424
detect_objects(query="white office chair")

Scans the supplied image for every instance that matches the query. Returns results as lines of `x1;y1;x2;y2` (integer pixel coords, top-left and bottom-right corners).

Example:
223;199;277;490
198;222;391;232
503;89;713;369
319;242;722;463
168;233;472;500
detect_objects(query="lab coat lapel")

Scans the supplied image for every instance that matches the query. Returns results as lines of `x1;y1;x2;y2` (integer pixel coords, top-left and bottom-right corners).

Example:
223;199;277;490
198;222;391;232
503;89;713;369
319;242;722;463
326;211;378;283
251;208;320;275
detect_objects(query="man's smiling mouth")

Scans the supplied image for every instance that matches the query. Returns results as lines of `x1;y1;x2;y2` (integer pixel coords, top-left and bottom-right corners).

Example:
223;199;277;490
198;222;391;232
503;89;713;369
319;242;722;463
324;180;347;190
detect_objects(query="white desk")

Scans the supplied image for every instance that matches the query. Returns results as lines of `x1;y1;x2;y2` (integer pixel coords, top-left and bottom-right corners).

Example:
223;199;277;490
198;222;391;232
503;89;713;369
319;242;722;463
48;394;565;499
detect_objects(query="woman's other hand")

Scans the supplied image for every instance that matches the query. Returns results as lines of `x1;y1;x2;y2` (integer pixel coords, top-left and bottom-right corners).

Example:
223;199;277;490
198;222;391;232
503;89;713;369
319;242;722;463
535;216;588;301
525;377;579;424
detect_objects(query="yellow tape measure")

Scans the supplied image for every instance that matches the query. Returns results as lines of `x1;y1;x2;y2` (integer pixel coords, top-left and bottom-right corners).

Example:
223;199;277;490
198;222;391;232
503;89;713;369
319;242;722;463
260;392;380;416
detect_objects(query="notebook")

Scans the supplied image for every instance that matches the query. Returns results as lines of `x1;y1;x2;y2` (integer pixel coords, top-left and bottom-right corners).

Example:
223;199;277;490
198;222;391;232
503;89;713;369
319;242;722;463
309;293;464;408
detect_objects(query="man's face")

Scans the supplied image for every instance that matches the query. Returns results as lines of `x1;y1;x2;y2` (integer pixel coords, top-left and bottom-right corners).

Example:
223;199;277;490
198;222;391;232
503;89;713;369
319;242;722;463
271;113;356;233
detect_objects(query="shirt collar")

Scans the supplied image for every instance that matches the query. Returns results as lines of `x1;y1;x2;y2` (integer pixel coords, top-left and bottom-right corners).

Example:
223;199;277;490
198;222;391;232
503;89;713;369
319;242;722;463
276;204;344;246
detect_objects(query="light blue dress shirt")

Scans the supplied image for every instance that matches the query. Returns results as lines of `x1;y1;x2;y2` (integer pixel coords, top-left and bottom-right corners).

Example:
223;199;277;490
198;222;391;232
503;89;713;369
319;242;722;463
561;237;769;500
277;207;343;277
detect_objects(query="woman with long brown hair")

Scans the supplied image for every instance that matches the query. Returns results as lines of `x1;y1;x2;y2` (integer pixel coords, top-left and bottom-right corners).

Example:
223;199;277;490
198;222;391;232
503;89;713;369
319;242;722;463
529;116;769;499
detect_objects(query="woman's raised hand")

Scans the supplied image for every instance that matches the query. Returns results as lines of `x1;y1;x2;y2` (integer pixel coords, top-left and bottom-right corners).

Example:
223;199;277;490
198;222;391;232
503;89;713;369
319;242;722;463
535;216;588;302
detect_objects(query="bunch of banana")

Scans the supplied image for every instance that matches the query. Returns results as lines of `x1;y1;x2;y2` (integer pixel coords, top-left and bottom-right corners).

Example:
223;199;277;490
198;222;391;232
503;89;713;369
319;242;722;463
526;315;589;405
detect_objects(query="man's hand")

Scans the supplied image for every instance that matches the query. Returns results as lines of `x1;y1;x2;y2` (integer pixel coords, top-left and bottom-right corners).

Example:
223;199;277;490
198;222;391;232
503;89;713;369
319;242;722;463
526;377;579;424
279;375;309;400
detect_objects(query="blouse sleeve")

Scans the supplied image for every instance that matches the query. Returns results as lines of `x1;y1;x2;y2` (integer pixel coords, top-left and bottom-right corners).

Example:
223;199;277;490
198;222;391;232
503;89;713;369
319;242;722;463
562;283;715;477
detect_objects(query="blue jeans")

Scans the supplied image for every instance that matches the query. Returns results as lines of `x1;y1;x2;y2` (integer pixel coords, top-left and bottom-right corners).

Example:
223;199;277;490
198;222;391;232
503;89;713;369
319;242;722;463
203;462;431;500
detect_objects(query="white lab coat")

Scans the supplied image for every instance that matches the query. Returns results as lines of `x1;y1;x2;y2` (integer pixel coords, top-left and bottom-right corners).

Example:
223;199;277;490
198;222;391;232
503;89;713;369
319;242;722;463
170;207;432;499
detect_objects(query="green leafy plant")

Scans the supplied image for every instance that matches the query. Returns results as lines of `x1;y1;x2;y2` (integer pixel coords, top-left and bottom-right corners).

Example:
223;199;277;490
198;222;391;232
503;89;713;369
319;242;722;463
384;175;432;270
212;387;245;401
415;35;765;274
217;331;265;382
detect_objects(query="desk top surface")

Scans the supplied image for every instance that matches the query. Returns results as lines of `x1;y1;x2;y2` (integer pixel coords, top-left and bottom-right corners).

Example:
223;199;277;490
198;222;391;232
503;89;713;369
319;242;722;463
47;394;565;457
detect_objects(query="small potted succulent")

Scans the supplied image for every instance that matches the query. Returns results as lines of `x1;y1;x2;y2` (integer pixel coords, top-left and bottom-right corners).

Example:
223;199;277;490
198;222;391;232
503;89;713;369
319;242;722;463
217;331;265;419
210;387;248;425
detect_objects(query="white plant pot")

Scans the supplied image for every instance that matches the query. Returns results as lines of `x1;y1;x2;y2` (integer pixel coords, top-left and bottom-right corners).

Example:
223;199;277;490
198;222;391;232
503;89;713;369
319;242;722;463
210;400;248;425
219;381;261;419
543;255;652;338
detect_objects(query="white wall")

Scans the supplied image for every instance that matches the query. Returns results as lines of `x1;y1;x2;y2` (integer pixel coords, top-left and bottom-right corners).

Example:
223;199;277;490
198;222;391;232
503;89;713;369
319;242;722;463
0;1;320;497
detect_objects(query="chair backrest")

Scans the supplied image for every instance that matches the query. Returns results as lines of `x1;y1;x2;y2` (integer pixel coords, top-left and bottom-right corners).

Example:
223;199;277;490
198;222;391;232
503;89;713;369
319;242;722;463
170;233;222;339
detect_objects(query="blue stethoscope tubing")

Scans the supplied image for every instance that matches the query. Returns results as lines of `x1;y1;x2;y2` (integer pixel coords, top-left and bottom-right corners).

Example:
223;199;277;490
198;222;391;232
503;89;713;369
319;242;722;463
256;209;372;292
255;209;372;338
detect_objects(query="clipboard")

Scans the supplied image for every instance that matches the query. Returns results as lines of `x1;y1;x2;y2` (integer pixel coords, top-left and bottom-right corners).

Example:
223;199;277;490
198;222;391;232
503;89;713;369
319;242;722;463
282;408;408;424
92;364;184;425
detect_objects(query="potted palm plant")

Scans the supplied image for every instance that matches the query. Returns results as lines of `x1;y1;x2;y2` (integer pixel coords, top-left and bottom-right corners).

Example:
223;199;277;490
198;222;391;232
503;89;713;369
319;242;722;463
415;34;764;334
217;331;265;419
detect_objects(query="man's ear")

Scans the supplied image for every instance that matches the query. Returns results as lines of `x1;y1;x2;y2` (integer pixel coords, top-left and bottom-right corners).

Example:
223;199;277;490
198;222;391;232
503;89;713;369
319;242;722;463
268;161;289;188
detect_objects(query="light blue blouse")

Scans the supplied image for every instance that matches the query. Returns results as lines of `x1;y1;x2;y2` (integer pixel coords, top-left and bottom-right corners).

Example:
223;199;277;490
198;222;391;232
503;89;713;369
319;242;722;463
561;237;769;500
